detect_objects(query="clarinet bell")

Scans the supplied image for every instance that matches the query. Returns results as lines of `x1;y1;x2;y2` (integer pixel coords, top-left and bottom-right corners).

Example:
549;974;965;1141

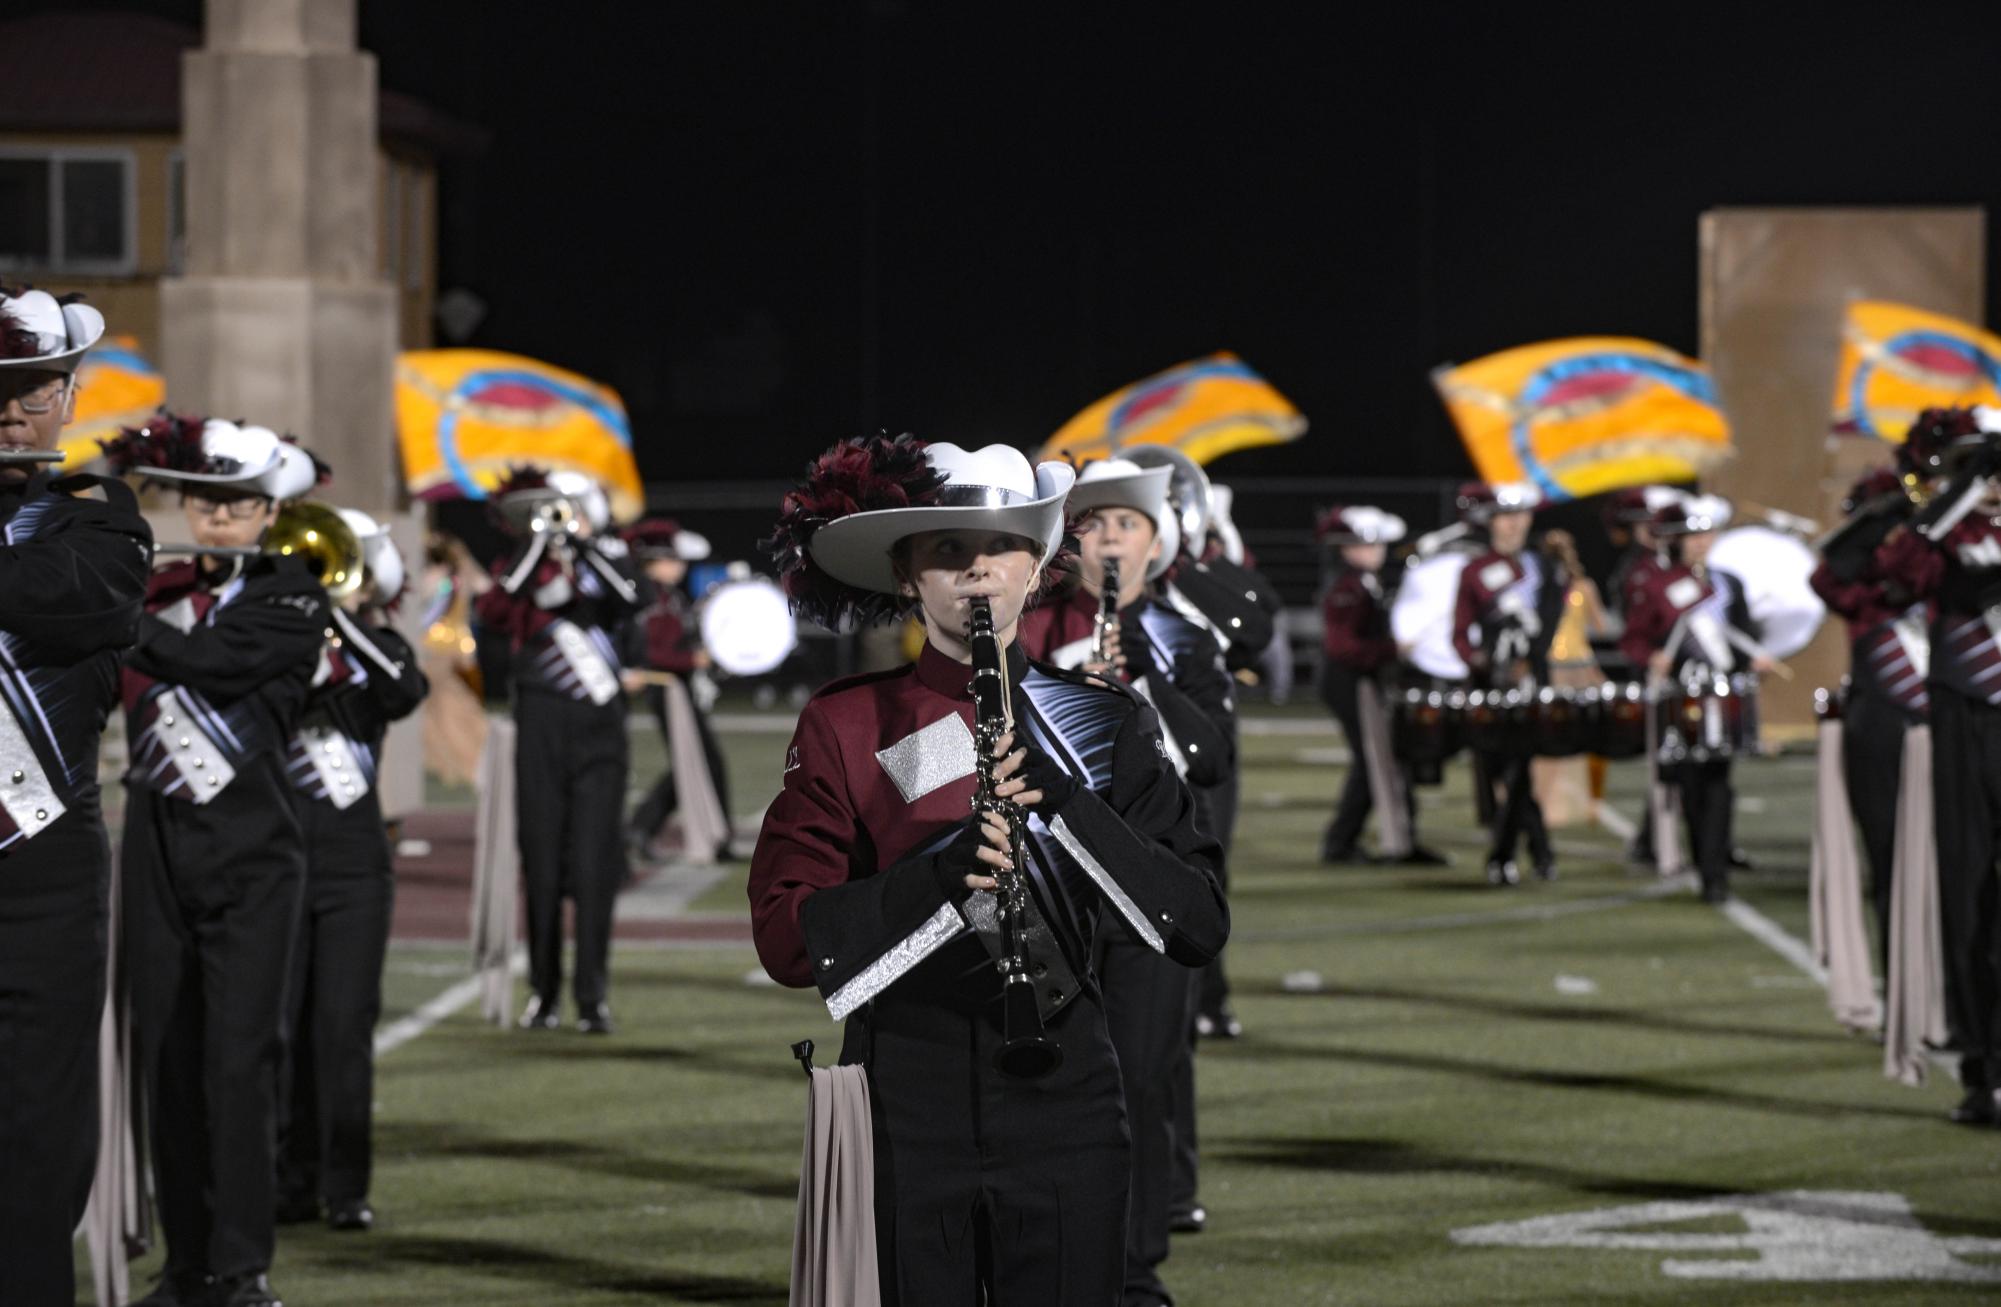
995;972;1064;1080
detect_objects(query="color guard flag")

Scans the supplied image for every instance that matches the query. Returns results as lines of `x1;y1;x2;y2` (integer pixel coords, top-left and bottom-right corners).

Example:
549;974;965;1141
1038;352;1306;466
395;349;645;522
64;335;165;469
1432;337;1732;501
1829;300;2001;442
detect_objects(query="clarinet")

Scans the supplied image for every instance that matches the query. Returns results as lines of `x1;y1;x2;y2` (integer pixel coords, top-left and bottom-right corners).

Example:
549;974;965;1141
967;596;1064;1080
1091;557;1120;666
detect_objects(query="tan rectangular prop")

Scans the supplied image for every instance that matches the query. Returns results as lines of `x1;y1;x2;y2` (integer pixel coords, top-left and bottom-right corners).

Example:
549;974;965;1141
1698;207;1985;732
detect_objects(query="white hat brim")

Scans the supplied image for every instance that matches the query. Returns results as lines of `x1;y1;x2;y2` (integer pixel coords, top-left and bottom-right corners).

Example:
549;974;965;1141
0;302;105;374
808;473;1075;597
1068;465;1176;579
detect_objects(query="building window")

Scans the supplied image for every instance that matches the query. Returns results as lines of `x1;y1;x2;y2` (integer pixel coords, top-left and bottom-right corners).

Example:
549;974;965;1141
0;148;137;276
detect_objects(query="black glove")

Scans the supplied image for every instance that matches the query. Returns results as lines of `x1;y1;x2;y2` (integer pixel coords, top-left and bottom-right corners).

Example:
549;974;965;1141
932;819;992;904
1117;613;1157;681
1016;743;1080;814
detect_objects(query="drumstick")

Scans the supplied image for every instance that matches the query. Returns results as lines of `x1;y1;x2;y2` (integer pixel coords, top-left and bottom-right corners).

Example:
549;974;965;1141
625;669;681;688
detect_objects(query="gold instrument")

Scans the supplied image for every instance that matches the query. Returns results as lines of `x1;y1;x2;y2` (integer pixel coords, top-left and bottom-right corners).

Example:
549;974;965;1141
1091;557;1120;666
153;501;364;602
968;596;1063;1080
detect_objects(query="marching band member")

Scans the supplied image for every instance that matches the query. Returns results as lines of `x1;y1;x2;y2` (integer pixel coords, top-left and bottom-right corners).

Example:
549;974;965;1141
1451;482;1566;886
0;290;151;1306
106;415;330;1307
475;469;641;1035
1018;457;1234;1304
622;517;731;862
1316;505;1446;866
1620;495;1772;905
1875;410;2001;1126
1811;450;1936;964
750;435;1226;1306
1608;485;1690;869
274;511;428;1232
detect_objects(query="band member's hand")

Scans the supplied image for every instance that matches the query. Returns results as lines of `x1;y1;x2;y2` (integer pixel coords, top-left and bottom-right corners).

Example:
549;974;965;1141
991;730;1079;813
1648;651;1672;679
693;649;713;670
619;669;647;693
1083;624;1125;678
1751;654;1777;675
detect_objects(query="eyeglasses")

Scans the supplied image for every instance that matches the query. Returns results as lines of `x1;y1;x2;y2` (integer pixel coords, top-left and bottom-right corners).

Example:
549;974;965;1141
2;378;68;415
183;493;272;520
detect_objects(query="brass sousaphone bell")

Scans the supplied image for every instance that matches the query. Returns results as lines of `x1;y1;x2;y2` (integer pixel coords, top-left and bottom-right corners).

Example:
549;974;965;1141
266;500;366;602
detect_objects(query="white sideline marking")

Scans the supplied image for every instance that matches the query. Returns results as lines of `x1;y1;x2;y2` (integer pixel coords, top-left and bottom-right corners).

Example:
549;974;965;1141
1593;801;1637;841
1720;897;1828;987
1242;876;1694;943
375;949;524;1058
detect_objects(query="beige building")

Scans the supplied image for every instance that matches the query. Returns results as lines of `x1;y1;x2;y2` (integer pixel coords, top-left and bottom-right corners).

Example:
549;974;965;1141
0;11;480;357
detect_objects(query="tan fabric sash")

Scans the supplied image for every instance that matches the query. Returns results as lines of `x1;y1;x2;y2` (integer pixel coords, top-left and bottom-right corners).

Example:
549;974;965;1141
84;845;141;1307
1884;723;1948;1086
1357;678;1411;858
661;676;731;864
1644;680;1685;876
471;717;520;1025
1808;721;1882;1032
790;1065;881;1307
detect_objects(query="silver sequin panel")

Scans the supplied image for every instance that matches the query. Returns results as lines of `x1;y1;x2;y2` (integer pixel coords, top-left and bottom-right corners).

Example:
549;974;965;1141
825;901;966;1022
874;712;977;804
1050;813;1164;953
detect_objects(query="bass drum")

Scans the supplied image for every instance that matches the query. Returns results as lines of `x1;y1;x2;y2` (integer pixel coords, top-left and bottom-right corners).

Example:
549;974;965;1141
1390;551;1471;682
699;576;799;676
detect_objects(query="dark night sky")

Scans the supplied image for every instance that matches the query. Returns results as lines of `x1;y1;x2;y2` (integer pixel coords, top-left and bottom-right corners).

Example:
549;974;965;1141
29;2;2001;488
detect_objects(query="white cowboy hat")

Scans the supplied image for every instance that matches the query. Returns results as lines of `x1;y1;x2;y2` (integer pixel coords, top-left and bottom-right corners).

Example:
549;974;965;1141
1065;458;1177;579
268;442;322;501
0;288;105;374
1321;505;1408;545
337;507;406;601
141;420;290;494
807;442;1075;595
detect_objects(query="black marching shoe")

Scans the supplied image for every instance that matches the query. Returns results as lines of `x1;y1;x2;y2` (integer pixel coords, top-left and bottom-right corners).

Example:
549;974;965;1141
1319;843;1375;865
1194;1005;1243;1039
1728;847;1754;871
211;1273;282;1307
327;1198;375;1231
578;1002;616;1035
1700;881;1730;905
1168;1202;1208;1234
273;1188;320;1224
1399;845;1451;867
1948;1085;1998;1127
1533;856;1557;882
131;1270;214;1307
1484;859;1520;887
518;994;562;1030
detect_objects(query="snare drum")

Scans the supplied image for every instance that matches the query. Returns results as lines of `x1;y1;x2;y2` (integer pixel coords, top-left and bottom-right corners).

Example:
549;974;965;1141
1463;687;1530;755
1393;686;1464;766
1529;685;1600;758
1593;682;1649;759
1813;681;1847;722
1656;673;1760;764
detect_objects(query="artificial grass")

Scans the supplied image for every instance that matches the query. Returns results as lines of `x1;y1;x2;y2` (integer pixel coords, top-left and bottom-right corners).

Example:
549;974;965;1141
90;712;2000;1304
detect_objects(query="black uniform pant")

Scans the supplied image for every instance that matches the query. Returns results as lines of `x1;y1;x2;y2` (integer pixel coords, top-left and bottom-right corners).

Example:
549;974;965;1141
1843;690;1911;967
0;809;110;1307
864;956;1129;1307
124;765;306;1281
1099;932;1195;1306
1669;757;1734;898
1478;749;1549;868
628;684;732;847
515;691;629;1010
277;793;394;1207
1931;688;2001;1089
1319;664;1419;855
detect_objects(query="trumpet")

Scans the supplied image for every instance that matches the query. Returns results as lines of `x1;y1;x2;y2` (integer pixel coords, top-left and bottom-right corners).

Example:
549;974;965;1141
153;501;365;601
530;495;585;538
968;596;1063;1080
1091;557;1120;666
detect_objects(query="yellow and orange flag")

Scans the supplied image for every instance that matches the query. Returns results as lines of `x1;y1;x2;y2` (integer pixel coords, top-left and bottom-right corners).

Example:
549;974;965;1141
1830;300;2001;442
1037;352;1306;466
395;349;644;522
1432;337;1732;501
64;335;166;469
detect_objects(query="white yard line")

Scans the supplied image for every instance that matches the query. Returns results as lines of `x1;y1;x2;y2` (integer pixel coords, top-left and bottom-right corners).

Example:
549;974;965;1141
1240;875;1695;943
375;949;524;1058
1719;896;1828;985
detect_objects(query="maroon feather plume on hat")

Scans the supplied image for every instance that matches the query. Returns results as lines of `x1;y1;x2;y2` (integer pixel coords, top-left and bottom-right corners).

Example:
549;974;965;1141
280;434;334;487
622;516;684;552
762;433;944;629
98;411;212;474
1900;407;1979;476
0;307;40;361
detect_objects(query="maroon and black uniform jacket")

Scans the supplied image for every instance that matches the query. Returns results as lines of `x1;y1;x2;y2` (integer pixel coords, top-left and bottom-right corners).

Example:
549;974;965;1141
748;641;1227;1024
1810;558;1931;718
1877;515;2001;707
1619;562;1755;676
1321;567;1397;675
475;531;640;705
1452;547;1566;683
634;590;700;676
1018;586;1233;787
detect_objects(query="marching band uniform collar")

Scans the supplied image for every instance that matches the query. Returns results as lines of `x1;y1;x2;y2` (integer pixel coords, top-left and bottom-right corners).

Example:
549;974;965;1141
915;635;1027;699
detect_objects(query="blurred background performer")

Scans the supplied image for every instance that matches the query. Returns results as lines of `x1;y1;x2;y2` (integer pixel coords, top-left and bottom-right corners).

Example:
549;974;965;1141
0;290;151;1307
106;416;330;1307
621;517;731;863
274;511;427;1233
1810;439;1941;965
476;468;640;1035
1018;457;1235;1303
1875;410;2001;1127
1607;485;1689;869
1620;495;1772;905
749;436;1226;1307
1451;482;1566;886
1315;504;1446;866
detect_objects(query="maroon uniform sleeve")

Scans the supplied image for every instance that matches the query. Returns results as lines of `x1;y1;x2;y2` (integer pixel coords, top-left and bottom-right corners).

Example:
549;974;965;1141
1451;565;1485;670
1874;527;1944;603
1620;575;1674;668
644;606;699;674
1322;576;1395;672
1809;559;1877;624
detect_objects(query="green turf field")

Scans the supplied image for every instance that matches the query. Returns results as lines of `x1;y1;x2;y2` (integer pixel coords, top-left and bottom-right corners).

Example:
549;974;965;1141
94;708;2001;1304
